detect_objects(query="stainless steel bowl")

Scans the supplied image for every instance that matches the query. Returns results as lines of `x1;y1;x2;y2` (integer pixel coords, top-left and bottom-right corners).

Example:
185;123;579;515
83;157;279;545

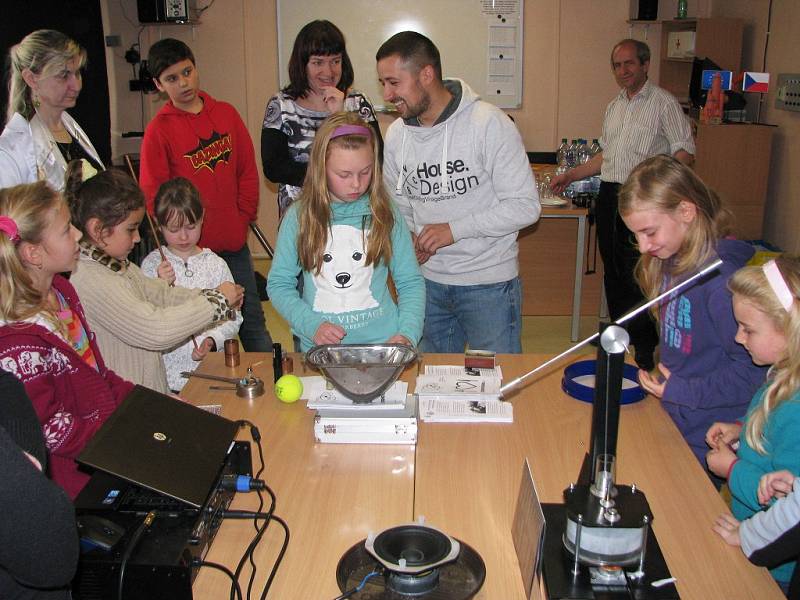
305;344;418;403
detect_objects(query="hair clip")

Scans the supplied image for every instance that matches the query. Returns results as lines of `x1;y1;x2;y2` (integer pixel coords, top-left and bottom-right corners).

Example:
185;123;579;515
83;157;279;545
80;158;98;183
330;124;372;140
763;260;794;312
0;215;20;244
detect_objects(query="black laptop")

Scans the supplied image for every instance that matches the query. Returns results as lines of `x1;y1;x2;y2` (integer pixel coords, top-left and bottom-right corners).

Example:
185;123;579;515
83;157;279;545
77;385;239;509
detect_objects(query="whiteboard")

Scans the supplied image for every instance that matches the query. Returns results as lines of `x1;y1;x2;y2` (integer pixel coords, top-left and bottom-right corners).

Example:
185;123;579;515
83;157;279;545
276;0;524;110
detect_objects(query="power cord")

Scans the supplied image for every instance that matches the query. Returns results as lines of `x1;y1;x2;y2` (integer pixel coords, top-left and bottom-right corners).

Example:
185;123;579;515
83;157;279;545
226;488;275;600
259;515;290;600
193;559;242;600
228;419;274;600
117;511;156;600
333;569;382;600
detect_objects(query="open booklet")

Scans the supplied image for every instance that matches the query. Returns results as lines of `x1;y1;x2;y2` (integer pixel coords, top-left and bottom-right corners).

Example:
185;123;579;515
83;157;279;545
415;364;512;423
418;396;513;423
415;371;502;401
301;376;408;410
423;364;504;379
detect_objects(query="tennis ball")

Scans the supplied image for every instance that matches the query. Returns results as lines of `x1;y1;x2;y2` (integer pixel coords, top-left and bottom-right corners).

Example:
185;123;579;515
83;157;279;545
275;374;303;403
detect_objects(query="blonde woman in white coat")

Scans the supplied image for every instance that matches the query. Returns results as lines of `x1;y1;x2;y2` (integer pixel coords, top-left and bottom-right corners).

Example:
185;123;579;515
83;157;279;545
0;29;103;191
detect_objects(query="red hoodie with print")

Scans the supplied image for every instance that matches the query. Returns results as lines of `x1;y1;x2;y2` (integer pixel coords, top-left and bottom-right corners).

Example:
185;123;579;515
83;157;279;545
139;90;259;252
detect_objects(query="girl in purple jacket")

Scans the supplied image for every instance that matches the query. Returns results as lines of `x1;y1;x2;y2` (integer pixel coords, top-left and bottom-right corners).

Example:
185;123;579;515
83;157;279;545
618;154;766;479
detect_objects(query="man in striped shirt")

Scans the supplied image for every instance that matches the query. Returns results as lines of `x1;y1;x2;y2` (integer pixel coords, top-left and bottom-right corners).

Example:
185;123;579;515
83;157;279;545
551;39;695;370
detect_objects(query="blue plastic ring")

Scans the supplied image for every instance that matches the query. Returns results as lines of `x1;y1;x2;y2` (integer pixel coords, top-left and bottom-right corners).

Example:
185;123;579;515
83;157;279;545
561;359;646;405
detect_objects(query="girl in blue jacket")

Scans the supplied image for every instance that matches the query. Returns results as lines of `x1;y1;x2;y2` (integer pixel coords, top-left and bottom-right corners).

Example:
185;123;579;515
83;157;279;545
268;112;424;350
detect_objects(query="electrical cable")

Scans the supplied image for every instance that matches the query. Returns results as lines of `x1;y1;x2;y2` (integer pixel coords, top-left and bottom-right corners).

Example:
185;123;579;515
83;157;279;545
194;560;243;600
332;569;382;600
227;420;269;600
247;432;267;598
246;487;266;600
225;486;274;600
756;0;774;124
136;26;146;131
221;507;289;599
259;515;290;600
117;511;156;600
197;0;218;15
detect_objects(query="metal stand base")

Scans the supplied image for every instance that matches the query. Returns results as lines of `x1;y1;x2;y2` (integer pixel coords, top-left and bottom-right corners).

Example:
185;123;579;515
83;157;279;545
541;504;679;599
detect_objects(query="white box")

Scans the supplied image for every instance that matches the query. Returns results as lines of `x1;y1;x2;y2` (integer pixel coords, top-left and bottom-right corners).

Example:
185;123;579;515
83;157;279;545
667;31;696;59
314;400;417;444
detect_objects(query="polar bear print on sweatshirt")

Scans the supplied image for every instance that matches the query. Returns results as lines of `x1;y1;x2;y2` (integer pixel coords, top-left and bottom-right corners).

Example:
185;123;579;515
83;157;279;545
312;224;378;313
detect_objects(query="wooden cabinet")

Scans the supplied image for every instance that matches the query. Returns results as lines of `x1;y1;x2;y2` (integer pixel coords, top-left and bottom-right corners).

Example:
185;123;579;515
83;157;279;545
694;123;775;240
657;18;774;240
659;18;744;103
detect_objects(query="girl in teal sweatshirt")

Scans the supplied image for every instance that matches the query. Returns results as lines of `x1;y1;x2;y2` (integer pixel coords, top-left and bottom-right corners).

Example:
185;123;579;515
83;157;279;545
268;112;424;351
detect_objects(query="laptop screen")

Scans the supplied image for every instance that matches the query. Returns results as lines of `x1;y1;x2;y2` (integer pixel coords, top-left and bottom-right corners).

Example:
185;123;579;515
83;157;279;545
77;385;239;508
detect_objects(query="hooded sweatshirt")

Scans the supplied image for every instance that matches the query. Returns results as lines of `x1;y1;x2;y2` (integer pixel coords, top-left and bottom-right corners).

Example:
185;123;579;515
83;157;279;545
139;90;259;252
267;195;425;351
659;238;767;465
382;79;540;286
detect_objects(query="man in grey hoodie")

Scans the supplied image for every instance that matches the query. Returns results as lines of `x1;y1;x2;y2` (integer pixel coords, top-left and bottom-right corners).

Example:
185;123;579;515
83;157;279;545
376;32;540;354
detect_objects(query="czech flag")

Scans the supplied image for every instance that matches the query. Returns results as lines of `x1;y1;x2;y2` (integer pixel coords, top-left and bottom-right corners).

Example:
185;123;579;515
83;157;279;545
743;72;770;93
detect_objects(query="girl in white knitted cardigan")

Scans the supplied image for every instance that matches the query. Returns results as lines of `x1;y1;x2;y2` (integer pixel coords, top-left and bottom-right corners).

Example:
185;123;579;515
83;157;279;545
66;161;243;394
141;178;242;391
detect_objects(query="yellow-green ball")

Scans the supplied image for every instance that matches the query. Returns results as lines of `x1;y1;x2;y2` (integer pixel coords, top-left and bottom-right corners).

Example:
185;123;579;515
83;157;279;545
275;374;303;403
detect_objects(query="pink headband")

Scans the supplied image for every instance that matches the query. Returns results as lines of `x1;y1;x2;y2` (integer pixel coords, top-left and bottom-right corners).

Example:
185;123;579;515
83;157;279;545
763;260;794;311
330;124;372;140
0;216;20;244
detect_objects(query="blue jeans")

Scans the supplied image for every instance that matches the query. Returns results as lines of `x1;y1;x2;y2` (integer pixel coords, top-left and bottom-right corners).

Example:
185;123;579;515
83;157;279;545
218;245;272;352
421;277;522;354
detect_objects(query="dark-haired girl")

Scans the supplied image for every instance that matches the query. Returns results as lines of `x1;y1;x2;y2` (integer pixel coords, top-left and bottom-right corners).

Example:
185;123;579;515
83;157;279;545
65;162;243;394
261;20;383;218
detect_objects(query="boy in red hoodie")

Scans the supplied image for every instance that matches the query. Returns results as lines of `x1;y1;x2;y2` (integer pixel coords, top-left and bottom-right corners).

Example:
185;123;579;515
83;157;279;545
140;38;272;351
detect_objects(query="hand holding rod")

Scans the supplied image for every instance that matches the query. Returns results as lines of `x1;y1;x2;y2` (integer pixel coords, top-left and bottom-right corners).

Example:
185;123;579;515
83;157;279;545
499;258;723;397
124;155;199;350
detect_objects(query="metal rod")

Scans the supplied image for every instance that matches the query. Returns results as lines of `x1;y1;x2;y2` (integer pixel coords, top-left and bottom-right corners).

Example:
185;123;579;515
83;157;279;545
180;370;241;385
571;514;583;576
249;223;274;258
636;514;650;578
499;258;722;397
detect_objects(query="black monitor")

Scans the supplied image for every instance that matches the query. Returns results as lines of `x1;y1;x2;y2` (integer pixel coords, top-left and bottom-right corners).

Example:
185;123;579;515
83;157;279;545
689;57;746;111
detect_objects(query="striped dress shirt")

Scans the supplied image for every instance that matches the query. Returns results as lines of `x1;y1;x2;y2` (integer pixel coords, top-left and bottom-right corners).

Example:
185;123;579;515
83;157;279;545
599;80;695;184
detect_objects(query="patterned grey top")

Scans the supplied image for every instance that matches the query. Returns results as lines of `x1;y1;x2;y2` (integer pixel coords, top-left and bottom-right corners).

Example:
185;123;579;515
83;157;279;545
262;90;379;217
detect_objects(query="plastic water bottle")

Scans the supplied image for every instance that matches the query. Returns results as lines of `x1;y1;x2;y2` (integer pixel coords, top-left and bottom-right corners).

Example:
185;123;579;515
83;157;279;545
577;139;590;165
565;139;577;169
589;138;601;157
556;138;568;167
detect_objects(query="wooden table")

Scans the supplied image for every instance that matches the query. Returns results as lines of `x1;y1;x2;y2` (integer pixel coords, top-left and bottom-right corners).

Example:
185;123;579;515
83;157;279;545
524;164;602;341
184;353;782;599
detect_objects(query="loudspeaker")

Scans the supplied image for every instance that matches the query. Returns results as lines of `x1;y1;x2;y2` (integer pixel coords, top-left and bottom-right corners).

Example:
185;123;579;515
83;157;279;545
369;525;456;571
637;0;658;21
336;523;486;598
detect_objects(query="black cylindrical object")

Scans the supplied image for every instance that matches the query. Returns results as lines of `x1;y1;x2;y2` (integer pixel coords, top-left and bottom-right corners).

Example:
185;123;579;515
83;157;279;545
272;343;283;383
588;323;628;487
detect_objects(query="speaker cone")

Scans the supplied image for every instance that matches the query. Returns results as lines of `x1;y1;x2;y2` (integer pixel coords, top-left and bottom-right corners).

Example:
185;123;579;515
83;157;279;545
372;525;452;569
